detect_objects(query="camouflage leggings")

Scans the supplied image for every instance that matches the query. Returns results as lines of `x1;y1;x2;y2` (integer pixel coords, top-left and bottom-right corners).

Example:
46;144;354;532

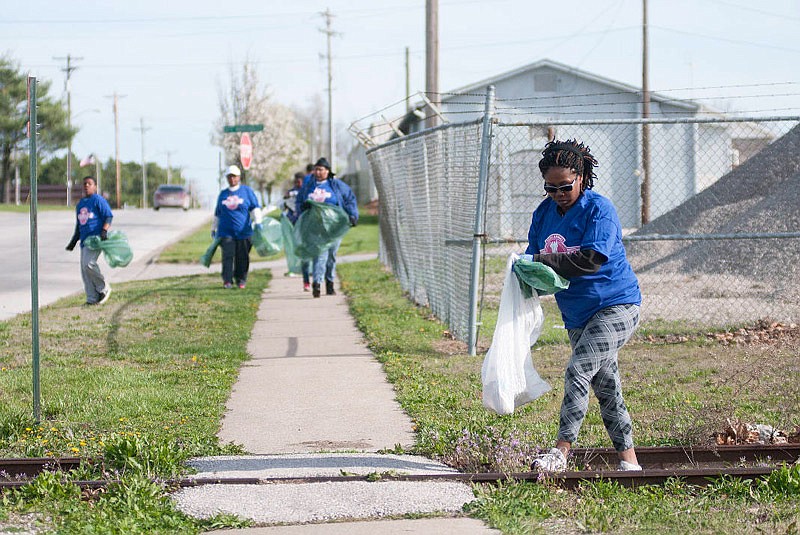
557;304;640;452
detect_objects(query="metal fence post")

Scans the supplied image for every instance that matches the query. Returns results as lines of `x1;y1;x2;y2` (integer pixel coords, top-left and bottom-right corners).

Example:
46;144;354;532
28;76;41;424
467;85;495;356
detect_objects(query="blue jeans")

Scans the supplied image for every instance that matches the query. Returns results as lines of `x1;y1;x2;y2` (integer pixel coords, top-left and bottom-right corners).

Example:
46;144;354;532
312;238;342;284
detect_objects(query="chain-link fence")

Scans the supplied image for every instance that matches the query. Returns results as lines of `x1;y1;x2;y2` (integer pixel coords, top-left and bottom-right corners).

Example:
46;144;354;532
366;94;800;350
368;120;484;341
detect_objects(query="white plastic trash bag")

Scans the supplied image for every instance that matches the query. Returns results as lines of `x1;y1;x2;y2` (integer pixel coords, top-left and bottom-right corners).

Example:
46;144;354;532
482;253;551;415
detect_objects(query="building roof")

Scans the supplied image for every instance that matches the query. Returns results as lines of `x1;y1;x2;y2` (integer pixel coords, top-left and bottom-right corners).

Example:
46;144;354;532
444;58;698;111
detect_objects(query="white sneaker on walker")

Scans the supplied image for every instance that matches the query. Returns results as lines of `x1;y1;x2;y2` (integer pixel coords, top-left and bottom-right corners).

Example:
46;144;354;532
532;448;567;472
618;460;642;471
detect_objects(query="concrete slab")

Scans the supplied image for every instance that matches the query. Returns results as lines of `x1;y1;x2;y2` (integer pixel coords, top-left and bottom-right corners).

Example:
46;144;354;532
207;518;500;534
174;480;476;525
219;276;415;454
171;253;496;533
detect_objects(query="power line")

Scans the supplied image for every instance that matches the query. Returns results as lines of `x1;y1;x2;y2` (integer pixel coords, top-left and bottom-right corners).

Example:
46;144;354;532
0;0;505;25
652;24;800;54
703;0;800;22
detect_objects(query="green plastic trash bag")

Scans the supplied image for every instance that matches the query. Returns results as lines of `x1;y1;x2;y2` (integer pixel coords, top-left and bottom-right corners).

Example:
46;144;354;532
200;238;221;267
280;215;303;274
513;257;570;298
294;200;350;260
84;230;134;268
251;217;283;257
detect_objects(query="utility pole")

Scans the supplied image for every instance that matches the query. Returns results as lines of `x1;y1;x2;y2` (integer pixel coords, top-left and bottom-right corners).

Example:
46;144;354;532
641;0;651;225
320;8;337;169
105;92;126;208
54;53;82;206
134;117;151;209
425;0;439;129
405;46;411;112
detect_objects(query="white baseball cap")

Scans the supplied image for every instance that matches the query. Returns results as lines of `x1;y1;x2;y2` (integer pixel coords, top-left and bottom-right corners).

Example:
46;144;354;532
225;165;241;177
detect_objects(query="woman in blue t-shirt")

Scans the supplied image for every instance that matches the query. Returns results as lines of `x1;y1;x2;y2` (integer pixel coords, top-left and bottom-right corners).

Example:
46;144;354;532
525;139;643;472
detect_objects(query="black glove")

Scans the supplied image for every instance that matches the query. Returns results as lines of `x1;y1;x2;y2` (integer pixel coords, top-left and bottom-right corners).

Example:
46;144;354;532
100;229;108;241
349;216;357;227
65;237;78;251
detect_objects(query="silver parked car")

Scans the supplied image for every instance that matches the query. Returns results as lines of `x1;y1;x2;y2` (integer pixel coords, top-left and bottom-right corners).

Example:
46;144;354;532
153;184;190;210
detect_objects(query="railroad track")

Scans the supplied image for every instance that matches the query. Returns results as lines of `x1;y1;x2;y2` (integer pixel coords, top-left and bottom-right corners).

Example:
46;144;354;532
1;444;797;490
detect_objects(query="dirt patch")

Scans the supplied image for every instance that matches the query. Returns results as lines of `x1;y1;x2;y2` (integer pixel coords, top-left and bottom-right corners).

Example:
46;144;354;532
432;337;468;356
640;320;800;348
707;320;800;347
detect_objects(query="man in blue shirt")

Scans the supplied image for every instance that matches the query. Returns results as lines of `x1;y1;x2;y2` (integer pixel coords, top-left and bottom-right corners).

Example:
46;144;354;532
66;176;113;305
213;165;263;289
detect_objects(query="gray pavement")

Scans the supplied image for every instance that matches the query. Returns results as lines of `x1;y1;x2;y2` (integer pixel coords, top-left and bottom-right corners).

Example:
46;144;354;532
174;274;499;533
1;208;211;321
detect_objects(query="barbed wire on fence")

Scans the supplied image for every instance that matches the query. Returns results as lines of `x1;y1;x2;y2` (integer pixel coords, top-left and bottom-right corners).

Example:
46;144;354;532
350;81;800;150
362;107;800;347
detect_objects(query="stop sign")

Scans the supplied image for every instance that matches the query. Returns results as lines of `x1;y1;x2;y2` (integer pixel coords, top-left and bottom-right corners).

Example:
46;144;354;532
240;133;253;170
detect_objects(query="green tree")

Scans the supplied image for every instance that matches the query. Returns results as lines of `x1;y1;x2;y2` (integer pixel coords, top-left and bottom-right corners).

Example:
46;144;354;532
0;55;73;203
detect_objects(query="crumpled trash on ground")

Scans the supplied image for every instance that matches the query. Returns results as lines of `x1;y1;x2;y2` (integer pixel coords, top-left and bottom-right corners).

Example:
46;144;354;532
713;418;799;445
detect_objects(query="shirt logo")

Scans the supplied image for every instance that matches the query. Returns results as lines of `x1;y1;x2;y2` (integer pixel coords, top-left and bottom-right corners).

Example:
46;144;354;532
309;187;332;203
77;207;94;225
222;194;245;210
541;233;580;254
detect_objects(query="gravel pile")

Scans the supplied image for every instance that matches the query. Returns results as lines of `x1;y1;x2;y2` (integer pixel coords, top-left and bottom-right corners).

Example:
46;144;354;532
626;123;800;323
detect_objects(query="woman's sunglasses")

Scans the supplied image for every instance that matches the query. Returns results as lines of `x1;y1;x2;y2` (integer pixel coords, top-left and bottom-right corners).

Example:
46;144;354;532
543;176;578;194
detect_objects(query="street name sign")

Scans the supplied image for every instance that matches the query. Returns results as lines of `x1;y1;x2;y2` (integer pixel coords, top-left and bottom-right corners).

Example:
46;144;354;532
223;124;264;133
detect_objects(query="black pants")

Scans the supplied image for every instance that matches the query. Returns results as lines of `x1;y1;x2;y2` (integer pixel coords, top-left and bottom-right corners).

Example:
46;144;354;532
220;237;252;284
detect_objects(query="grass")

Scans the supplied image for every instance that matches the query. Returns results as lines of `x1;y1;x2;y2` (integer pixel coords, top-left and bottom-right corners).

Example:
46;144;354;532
1;214;797;533
0;204;71;213
156;210;379;264
0;272;268;532
337;259;800;534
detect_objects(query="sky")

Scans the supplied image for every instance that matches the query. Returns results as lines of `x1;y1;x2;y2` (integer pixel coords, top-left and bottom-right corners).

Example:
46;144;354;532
4;0;800;205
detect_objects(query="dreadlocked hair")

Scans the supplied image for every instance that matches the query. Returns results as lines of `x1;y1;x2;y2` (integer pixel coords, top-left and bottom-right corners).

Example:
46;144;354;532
538;139;599;191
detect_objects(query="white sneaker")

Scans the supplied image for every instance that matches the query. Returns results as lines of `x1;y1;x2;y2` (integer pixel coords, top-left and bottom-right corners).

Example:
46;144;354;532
98;287;112;305
532;448;567;472
618;460;642;471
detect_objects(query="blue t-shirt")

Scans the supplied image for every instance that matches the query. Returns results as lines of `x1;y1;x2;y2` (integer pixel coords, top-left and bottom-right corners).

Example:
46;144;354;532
305;180;340;207
76;194;113;246
525;189;641;329
214;185;261;239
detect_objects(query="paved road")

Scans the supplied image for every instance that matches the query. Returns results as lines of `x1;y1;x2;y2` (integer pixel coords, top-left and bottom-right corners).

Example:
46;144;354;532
1;207;211;321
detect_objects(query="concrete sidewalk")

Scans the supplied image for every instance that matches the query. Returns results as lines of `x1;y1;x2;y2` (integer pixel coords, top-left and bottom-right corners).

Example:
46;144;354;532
173;271;499;534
